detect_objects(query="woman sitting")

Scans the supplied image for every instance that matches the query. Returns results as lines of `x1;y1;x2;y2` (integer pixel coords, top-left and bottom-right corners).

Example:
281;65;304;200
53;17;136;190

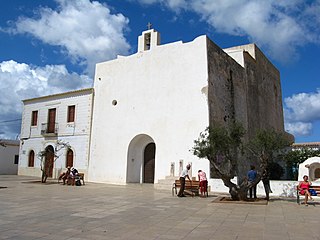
298;175;313;206
58;166;71;185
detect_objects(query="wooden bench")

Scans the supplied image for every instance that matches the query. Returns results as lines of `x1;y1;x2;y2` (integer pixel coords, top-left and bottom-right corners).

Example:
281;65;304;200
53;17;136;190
75;173;85;185
172;179;207;197
296;185;320;204
58;173;85;186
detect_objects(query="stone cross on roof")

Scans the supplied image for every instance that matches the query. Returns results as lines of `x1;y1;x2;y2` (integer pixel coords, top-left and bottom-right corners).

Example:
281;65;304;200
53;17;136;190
147;22;152;30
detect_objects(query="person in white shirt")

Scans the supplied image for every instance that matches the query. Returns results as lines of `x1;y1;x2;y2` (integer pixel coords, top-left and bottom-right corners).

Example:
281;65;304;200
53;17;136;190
178;164;191;197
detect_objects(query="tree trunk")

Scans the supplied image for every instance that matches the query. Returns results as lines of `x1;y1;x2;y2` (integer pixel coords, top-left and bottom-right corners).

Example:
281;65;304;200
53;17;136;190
220;176;249;201
41;171;47;183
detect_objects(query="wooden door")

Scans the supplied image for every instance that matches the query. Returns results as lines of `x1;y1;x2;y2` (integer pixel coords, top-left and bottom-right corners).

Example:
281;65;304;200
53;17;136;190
143;143;155;183
47;108;56;133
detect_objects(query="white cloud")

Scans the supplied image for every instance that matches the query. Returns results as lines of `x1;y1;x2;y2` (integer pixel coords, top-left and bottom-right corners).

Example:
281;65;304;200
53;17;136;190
0;60;92;139
10;0;130;75
136;0;320;62
284;90;320;122
285;122;313;137
135;0;186;11
284;89;320;136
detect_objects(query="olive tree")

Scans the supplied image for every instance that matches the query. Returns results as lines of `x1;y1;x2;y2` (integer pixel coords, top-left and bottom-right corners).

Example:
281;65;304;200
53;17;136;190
37;140;70;183
192;123;291;201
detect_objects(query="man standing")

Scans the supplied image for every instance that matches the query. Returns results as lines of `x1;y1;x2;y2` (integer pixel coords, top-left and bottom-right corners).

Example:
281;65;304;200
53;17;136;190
262;167;272;200
178;164;191;197
247;165;257;199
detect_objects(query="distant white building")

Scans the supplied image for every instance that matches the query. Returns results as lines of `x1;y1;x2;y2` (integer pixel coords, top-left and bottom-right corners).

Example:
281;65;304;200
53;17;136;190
292;142;320;181
18;88;93;178
0;139;19;174
19;29;287;187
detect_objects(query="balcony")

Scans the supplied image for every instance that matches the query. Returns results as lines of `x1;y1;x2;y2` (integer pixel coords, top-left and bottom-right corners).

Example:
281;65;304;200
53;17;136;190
41;123;59;136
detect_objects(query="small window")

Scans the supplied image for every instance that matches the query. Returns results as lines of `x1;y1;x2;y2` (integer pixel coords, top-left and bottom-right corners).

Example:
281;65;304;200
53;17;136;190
28;150;35;167
67;105;75;122
144;33;151;50
31;111;38;126
14;155;19;165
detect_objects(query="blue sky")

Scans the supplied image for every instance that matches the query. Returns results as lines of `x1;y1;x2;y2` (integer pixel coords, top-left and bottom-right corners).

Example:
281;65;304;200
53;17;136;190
0;0;319;143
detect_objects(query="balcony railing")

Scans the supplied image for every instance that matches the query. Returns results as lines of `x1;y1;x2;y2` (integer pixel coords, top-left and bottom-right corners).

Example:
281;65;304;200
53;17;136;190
41;123;59;135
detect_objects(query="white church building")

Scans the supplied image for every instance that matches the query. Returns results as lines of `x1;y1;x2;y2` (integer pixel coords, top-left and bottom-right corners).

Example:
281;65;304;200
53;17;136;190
18;29;286;187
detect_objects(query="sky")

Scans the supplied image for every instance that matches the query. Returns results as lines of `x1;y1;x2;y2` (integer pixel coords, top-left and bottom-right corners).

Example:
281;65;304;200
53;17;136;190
0;0;319;143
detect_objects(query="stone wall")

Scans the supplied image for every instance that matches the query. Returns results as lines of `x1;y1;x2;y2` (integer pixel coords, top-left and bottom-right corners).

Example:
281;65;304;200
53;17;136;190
209;178;298;197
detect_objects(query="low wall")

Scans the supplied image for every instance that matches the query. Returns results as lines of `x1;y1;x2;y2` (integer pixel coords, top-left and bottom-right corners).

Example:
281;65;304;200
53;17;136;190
209;178;298;197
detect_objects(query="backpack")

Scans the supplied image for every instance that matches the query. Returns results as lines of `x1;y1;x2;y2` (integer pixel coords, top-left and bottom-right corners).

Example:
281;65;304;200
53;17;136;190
75;179;82;186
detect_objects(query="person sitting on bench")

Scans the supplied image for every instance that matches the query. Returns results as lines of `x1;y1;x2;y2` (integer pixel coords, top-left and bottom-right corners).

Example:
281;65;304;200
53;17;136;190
69;167;79;186
59;166;71;185
298;175;313;206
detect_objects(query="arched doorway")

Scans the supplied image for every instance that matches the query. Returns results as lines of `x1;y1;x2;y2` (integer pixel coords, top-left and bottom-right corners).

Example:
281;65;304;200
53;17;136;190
45;145;54;178
144;143;155;183
127;134;156;183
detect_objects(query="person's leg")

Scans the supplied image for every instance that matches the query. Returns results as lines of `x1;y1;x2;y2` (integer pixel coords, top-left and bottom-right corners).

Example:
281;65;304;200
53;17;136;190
249;187;253;198
304;192;308;205
71;177;75;186
307;191;313;201
263;182;269;200
253;185;257;198
265;186;269;200
62;174;67;185
199;181;203;196
203;180;207;197
178;177;185;197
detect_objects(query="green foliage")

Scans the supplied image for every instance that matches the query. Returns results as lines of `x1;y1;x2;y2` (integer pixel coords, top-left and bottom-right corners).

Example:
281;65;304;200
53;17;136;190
192;122;245;162
284;148;320;165
192;124;290;200
283;148;320;180
246;129;291;161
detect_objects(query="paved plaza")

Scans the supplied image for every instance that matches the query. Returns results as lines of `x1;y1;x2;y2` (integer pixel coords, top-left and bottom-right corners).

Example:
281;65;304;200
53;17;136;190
0;175;319;240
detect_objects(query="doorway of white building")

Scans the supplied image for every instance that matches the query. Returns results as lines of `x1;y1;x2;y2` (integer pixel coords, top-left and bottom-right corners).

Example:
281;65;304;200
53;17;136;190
127;134;156;183
144;143;155;183
45;145;54;178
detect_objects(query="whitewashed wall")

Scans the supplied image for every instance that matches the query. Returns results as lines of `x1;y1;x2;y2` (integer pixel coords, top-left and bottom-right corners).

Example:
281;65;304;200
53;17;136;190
0;141;19;174
209;178;299;197
89;31;210;184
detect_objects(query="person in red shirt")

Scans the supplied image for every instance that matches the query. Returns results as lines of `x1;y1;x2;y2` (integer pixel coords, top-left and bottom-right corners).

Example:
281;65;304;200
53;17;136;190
298;175;313;206
198;170;207;198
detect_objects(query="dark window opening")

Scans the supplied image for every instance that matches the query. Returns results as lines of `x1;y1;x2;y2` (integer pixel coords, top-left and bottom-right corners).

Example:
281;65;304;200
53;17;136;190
31;111;38;126
28;150;35;167
67;105;75;122
14;155;19;165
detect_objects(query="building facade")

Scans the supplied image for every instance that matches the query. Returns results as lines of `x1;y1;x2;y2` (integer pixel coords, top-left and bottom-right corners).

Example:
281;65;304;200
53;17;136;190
19;29;287;187
88;29;286;184
18;88;93;178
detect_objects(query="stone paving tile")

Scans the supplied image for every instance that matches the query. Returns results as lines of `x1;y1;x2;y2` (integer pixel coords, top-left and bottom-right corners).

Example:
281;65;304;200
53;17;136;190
1;175;320;240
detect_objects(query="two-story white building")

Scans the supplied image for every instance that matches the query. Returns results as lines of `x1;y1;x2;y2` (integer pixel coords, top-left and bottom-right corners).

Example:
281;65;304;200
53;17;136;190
18;88;93;178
